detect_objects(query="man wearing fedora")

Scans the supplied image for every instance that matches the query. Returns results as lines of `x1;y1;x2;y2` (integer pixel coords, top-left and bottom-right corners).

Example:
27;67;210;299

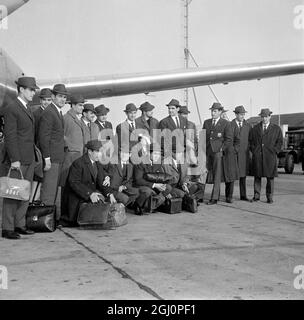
95;104;113;139
203;102;238;205
1;76;39;239
116;103;139;153
81;103;99;144
136;101;159;139
159;99;187;157
38;84;67;210
60;94;86;188
230;105;252;201
249;108;283;203
32;88;52;143
60;140;116;227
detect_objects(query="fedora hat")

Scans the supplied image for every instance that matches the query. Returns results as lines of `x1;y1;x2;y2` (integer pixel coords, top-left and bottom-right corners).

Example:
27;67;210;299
95;104;109;116
139;101;155;112
166;99;180;107
85;139;102;151
15;77;39;90
70;94;86;104
209;102;224;111
39;88;52;98
124;103;138;113
83;103;96;113
178;105;190;114
233;105;247;114
51;84;68;96
259;108;272;117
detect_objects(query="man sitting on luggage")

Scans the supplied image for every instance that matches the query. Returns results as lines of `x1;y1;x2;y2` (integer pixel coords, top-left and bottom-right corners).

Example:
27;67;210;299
164;153;205;209
60;140;117;227
107;151;142;215
134;147;174;213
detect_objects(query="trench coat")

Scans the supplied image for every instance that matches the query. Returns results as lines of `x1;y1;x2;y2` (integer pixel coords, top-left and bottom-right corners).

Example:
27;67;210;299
249;122;283;178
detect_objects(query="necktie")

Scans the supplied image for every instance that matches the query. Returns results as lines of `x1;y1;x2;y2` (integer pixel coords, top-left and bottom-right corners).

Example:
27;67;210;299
212;119;216;128
87;122;91;128
175;117;180;128
239;121;242;129
131;122;135;131
263;124;267;133
92;162;97;179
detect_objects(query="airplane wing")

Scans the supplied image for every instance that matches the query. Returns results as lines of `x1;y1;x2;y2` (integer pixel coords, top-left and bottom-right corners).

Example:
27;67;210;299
38;60;304;100
0;0;29;21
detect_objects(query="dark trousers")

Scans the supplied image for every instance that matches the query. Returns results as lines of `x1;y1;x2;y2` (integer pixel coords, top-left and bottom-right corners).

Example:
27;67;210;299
137;186;166;210
208;152;222;201
113;186;139;206
254;177;274;200
2;162;35;231
225;182;234;200
239;177;247;199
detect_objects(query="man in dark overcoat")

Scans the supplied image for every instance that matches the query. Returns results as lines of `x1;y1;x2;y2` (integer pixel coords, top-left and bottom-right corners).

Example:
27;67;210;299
1;77;39;239
230;105;252;201
203;102;239;204
60;140;116;227
249;108;283;203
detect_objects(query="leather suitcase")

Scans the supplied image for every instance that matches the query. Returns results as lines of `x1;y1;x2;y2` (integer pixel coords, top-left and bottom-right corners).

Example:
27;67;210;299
159;197;182;214
77;202;110;226
26;201;56;232
182;194;198;213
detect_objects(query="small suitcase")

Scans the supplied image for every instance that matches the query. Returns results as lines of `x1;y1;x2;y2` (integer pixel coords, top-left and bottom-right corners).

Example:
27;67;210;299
182;194;198;213
26;182;56;232
159;197;182;214
26;201;56;232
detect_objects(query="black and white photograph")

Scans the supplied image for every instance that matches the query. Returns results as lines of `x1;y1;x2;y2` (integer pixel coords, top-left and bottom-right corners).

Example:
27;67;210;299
0;0;303;304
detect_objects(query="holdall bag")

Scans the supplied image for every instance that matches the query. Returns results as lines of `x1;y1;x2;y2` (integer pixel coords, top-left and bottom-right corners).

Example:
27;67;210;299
0;167;31;201
144;172;172;183
159;197;182;214
108;203;128;227
182;194;198;213
77;201;110;226
26;201;56;232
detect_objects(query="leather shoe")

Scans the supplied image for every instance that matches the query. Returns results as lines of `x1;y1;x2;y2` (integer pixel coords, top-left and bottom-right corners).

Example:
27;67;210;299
250;197;260;202
240;197;250;201
2;230;21;240
134;203;144;215
15;227;35;235
226;198;233;203
267;198;273;204
207;200;217;205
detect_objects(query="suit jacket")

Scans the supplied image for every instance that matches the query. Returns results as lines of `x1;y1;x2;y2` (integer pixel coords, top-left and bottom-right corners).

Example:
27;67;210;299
61;153;113;224
249;122;283;178
32;105;44;143
116;120;139;152
95;120;114;140
158;115;187;153
3;98;35;165
108;162;134;191
38;103;65;163
64;109;85;153
82;119;99;144
135;115;159;139
203;118;233;154
230;119;251;177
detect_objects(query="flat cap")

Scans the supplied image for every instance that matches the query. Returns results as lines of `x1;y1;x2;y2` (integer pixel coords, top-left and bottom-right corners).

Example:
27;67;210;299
85;139;102;151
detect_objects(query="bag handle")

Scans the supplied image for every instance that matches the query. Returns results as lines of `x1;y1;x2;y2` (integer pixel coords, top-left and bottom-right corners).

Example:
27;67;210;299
7;167;24;180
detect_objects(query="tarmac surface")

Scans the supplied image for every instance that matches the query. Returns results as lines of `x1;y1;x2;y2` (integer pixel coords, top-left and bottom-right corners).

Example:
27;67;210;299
0;165;303;300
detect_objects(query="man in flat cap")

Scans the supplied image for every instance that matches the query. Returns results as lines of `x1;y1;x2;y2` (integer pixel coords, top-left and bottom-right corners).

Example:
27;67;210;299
38;84;67;213
116;103;139;153
159;99;187;157
1;76;39;239
203;102;238;205
249;108;283;203
230;105;252;201
81;103;99;144
60;94;87;189
60;140;116;227
32;88;52;143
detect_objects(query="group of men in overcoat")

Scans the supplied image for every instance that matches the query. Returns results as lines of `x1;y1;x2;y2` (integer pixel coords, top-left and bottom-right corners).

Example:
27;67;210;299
0;76;284;239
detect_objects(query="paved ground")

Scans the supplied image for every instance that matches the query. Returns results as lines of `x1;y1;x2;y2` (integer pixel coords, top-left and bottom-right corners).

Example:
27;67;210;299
0;165;303;300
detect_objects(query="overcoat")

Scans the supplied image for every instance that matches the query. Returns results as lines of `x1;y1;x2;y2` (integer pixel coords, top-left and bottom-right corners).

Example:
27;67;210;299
249;122;283;177
230;118;252;177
